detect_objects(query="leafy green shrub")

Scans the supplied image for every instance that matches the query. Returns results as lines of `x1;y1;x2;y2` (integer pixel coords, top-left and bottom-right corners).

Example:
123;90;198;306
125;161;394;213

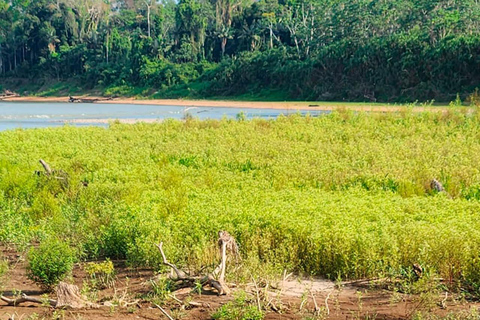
212;291;263;320
27;239;75;291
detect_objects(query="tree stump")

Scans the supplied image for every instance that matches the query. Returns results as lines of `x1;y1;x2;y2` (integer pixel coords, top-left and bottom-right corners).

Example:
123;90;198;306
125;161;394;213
56;282;98;309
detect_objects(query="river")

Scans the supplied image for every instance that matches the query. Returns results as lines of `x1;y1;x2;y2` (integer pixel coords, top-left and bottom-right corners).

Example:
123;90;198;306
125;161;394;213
0;102;327;131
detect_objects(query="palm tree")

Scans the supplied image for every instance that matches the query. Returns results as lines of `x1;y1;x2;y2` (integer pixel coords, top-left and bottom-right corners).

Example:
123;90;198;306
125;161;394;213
216;25;232;56
238;21;261;51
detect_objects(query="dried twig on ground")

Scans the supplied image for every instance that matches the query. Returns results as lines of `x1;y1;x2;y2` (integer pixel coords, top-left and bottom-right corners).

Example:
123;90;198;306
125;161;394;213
311;291;320;315
325;290;333;315
154;304;175;320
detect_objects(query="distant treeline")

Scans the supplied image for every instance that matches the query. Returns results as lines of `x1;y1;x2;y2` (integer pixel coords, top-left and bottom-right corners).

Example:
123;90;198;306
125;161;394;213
1;0;480;102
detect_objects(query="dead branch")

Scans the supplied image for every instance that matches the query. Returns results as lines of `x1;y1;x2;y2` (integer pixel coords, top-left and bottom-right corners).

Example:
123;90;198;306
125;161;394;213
299;296;307;311
219;240;227;282
155;230;237;296
168;294;183;305
0;282;98;309
37;160;70;188
325;290;332;315
218;231;239;257
187;301;206;307
39;159;52;176
155;242;188;280
311;291;320;315
283;269;293;282
440;292;448;309
413;263;423;278
203;274;230;296
431;179;445;193
1;294;56;307
252;276;262;312
167;294;203;308
154;304;175;320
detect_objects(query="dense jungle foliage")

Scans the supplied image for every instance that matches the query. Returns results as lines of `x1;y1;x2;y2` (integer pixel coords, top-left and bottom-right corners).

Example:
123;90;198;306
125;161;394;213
1;0;480;102
2;110;480;290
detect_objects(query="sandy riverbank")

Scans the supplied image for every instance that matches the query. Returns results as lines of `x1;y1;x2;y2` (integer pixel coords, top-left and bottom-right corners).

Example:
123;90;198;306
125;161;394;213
0;95;456;113
63;118;164;124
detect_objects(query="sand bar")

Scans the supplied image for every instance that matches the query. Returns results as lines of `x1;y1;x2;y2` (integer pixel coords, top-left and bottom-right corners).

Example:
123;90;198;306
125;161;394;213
62;118;164;124
0;96;461;113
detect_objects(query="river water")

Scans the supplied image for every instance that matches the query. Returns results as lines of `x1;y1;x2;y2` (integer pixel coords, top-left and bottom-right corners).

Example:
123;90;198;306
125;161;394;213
0;102;326;131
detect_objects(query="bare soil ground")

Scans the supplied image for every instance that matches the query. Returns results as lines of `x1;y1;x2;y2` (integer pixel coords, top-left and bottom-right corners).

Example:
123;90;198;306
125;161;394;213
1;248;479;320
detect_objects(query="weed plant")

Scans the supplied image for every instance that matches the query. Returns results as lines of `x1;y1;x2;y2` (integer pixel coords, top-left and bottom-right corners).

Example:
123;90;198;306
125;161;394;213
84;259;115;289
1;111;480;290
0;255;8;290
212;291;263;320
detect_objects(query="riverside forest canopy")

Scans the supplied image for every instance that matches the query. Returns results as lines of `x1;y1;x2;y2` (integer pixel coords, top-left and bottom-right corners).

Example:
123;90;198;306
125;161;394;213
0;0;480;102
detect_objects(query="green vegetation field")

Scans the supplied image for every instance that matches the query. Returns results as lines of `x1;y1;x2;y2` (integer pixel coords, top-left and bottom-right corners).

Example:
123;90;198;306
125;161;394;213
2;109;480;291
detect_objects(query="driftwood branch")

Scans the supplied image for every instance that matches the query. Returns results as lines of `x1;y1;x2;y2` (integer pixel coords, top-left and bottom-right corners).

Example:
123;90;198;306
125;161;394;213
155;231;238;296
154;304;175;320
168;294;206;308
37;159;70;188
429;178;453;199
325;291;332;315
1;294;56;307
39;159;52;176
69;96;113;103
155;243;188;280
0;90;19;100
204;274;229;295
252;276;262;313
311;291;320;315
431;179;445;193
0;282;98;309
219;240;227;282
